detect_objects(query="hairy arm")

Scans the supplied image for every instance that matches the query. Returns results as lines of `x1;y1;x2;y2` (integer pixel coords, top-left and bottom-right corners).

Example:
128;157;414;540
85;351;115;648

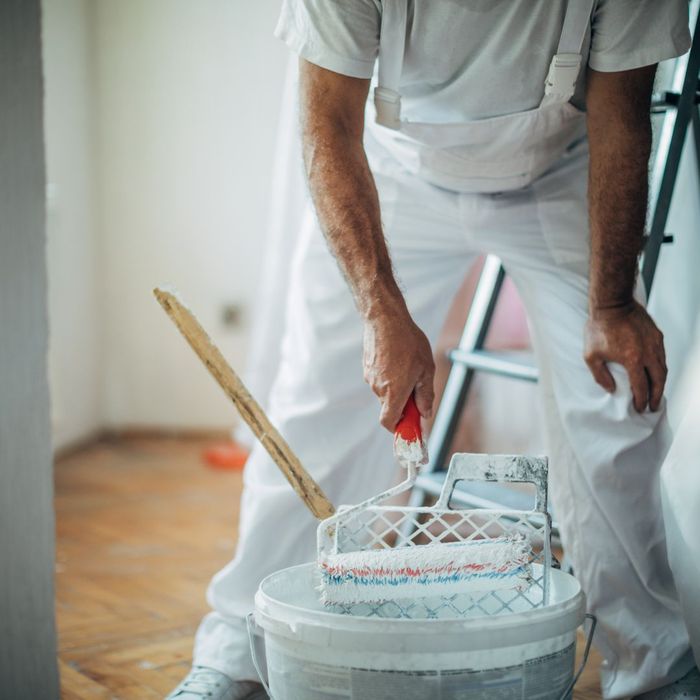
584;65;667;411
299;59;435;429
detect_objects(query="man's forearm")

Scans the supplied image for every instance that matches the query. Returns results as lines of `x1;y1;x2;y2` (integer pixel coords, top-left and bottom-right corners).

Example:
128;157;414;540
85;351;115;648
587;122;650;314
302;130;407;320
586;68;654;315
300;74;406;322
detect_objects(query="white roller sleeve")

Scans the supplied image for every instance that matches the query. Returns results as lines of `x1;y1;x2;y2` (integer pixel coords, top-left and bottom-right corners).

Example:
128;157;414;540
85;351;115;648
319;535;532;605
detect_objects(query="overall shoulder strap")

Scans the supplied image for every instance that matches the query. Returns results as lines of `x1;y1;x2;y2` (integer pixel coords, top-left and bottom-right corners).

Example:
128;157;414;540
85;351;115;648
541;0;596;107
374;0;408;129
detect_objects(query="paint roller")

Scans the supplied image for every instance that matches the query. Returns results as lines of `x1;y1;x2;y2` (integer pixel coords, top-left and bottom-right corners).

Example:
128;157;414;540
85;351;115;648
154;288;531;606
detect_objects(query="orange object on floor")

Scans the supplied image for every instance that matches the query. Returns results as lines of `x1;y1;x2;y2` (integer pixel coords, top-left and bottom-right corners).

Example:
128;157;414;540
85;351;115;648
202;442;249;471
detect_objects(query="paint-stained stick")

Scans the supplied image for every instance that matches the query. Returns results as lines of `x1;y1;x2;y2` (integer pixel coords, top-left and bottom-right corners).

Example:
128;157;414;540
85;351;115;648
153;287;335;520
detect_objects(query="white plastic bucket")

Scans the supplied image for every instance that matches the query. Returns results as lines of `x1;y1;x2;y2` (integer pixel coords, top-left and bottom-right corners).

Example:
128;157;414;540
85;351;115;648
249;562;593;700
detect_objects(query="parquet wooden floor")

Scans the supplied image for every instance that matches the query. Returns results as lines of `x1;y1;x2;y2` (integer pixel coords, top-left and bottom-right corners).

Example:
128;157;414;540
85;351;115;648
55;436;602;699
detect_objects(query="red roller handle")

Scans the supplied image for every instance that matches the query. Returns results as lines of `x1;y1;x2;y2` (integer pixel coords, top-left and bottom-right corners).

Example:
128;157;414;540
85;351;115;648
393;395;428;465
395;395;423;443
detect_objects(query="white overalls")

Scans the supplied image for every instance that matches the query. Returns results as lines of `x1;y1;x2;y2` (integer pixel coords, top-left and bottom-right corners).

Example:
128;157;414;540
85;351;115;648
194;2;693;697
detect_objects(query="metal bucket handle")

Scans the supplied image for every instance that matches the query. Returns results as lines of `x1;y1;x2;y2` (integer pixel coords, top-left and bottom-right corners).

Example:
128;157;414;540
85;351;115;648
559;613;597;700
246;612;274;699
247;610;596;700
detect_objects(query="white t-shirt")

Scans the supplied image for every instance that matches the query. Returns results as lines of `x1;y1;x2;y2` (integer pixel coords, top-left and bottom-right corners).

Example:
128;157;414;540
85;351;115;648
275;0;690;122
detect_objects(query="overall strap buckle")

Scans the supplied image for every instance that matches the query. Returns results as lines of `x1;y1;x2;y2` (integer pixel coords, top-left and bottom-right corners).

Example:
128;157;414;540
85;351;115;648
374;0;407;129
374;87;402;130
544;53;582;103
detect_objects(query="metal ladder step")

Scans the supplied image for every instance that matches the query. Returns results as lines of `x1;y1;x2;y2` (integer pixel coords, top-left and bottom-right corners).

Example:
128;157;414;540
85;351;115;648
448;349;539;382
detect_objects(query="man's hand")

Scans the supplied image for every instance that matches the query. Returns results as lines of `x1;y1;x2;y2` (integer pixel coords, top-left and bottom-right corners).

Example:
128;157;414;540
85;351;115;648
584;301;667;412
363;310;435;430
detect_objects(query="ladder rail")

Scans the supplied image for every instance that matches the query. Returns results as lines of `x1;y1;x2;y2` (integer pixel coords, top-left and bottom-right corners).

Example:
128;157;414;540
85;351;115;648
643;3;700;293
425;256;505;471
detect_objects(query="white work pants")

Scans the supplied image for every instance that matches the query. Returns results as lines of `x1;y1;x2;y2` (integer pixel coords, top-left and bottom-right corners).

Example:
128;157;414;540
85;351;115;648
194;135;692;699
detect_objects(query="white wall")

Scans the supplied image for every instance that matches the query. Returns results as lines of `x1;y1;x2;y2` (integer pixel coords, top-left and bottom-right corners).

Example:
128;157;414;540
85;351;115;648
43;0;102;451
93;0;288;430
44;1;289;440
0;0;59;694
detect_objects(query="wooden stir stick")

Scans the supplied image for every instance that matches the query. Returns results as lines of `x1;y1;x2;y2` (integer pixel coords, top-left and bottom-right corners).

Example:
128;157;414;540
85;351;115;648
153;288;335;520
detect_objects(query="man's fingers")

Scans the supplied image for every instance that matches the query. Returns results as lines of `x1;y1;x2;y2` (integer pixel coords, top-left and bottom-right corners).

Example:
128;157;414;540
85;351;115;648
379;388;413;431
647;358;667;412
649;329;667;411
380;375;433;431
414;372;435;419
586;356;616;393
414;383;434;420
379;403;400;432
657;337;667;369
626;364;649;413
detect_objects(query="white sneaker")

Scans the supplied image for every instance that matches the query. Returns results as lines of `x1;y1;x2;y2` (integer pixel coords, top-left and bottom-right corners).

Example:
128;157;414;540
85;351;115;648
166;666;267;699
633;667;700;699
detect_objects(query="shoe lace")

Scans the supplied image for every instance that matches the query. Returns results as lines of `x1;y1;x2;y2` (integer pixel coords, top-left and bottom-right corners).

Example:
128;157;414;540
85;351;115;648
179;667;226;697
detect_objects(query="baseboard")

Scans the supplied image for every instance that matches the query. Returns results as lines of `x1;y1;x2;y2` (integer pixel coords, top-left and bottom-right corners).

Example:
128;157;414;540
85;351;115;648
102;426;232;442
53;426;233;460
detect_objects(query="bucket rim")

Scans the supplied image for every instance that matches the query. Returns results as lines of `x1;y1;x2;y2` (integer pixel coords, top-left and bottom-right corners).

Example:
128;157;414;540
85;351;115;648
254;562;586;650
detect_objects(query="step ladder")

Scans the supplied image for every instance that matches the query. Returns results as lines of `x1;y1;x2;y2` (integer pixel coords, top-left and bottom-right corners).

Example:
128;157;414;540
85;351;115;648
409;5;700;534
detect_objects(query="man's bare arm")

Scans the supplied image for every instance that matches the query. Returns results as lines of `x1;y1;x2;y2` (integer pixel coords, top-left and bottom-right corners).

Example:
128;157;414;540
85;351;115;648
299;59;435;429
584;65;667;412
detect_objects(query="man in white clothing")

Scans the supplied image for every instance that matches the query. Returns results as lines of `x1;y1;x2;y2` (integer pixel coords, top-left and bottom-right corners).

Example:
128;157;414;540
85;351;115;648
168;2;698;699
